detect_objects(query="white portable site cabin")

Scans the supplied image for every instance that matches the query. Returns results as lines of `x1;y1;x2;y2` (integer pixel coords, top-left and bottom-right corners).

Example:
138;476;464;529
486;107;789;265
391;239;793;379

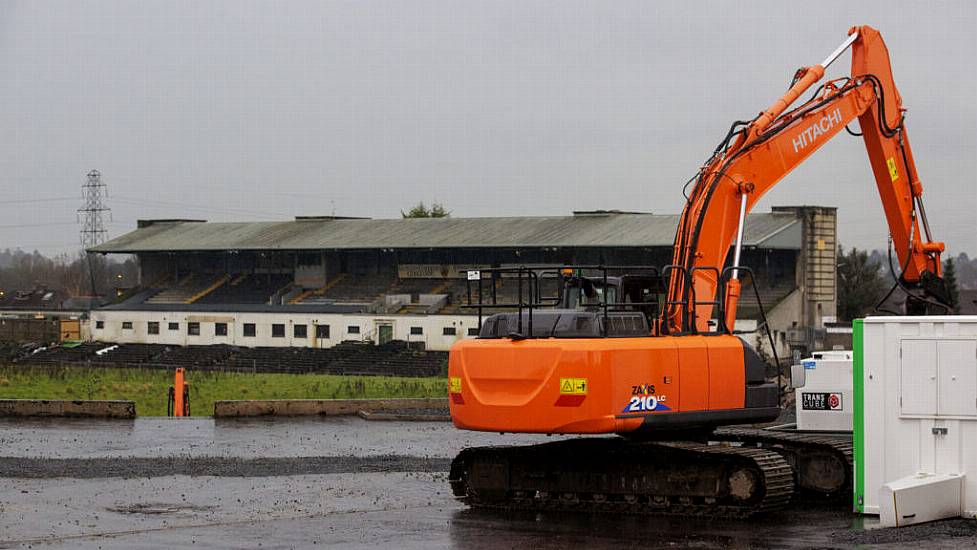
855;317;977;526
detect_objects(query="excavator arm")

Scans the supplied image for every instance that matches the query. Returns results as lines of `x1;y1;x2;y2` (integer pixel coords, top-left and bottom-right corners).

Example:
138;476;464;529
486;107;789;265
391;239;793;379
666;26;947;334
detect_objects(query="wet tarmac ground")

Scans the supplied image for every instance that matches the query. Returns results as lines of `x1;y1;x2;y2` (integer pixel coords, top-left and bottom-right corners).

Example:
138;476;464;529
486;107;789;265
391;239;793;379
1;417;975;549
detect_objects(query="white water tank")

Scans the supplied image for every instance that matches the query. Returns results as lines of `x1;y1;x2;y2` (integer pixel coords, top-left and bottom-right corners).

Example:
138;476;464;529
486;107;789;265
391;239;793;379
790;349;852;432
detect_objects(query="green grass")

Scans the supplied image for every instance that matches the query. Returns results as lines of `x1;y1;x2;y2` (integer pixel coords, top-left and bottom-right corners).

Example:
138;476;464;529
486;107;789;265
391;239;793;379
0;364;447;416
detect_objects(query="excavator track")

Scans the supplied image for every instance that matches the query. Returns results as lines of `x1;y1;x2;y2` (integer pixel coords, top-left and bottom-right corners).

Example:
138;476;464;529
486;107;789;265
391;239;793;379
714;427;853;500
449;438;794;518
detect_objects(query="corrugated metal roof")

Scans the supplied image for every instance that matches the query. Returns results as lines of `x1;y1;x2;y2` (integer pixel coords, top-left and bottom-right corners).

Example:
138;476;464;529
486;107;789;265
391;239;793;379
90;212;801;253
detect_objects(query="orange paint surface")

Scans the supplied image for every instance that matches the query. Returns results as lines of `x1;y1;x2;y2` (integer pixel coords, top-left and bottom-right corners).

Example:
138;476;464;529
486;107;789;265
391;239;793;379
448;335;746;434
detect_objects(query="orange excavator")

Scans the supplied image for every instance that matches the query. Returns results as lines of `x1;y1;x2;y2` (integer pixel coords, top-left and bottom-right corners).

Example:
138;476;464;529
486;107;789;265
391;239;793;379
447;26;950;517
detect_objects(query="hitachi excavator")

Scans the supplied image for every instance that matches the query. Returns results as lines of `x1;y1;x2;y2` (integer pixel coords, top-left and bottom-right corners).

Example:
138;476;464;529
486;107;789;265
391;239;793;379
447;26;950;517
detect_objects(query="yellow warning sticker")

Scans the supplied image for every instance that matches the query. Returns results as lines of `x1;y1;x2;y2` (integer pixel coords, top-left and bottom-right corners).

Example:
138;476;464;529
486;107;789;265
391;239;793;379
449;377;462;394
560;378;588;395
886;157;899;182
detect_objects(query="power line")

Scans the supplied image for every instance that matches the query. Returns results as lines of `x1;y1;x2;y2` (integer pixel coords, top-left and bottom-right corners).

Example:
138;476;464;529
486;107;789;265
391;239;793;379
0;197;78;205
0;220;141;232
0;242;84;251
112;195;292;219
0;222;81;229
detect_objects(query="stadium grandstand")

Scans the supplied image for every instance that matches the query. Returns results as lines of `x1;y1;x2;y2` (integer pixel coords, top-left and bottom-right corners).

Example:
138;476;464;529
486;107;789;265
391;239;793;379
78;206;837;359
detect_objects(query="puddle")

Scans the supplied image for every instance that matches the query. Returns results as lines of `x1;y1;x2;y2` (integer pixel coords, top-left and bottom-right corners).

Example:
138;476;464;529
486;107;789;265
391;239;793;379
108;502;216;515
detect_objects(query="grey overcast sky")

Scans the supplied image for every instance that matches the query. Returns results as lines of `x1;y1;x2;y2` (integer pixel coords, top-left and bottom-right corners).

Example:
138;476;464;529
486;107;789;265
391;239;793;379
1;0;975;256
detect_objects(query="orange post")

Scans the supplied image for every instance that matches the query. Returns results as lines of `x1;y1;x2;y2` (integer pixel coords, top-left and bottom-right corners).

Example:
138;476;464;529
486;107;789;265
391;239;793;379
168;368;190;417
174;368;185;417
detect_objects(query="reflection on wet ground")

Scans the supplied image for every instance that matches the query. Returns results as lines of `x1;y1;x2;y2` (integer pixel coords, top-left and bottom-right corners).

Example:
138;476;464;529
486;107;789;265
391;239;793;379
0;417;973;548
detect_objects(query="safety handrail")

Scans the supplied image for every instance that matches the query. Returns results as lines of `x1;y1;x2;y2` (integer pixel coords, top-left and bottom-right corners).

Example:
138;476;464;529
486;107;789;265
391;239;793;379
462;265;663;338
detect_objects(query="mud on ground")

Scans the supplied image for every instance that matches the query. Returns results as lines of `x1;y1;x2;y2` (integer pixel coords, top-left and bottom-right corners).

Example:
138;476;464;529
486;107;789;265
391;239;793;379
1;416;973;549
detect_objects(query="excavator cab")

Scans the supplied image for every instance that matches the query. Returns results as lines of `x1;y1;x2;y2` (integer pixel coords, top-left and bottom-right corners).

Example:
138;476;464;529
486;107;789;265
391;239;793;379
560;273;661;316
561;275;615;311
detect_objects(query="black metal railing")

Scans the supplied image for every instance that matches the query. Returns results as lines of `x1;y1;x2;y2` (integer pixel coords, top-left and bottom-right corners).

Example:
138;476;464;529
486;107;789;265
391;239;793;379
461;265;663;338
718;266;780;368
460;263;777;344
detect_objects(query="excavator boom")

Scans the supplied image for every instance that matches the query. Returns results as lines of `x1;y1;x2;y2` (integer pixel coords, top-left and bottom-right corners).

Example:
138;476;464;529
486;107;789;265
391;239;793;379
667;26;946;334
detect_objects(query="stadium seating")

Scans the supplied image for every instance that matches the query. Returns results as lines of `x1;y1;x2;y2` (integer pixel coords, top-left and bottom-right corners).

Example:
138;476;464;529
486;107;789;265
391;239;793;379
145;275;211;304
736;281;798;316
158;344;235;367
16;340;446;377
139;273;292;305
385;278;445;295
313;273;396;303
440;276;561;314
226;340;443;376
198;274;291;304
20;342;104;364
89;343;167;364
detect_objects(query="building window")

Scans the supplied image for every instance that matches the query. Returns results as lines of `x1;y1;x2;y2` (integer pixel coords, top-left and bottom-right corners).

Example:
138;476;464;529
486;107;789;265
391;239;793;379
272;324;285;338
168;322;179;331
294;324;307;338
95;320;104;330
410;326;423;336
188;322;200;336
315;325;330;339
122;321;133;330
215;322;228;336
467;328;479;336
148;322;159;335
347;325;360;334
442;327;456;336
244;323;256;337
297;253;321;266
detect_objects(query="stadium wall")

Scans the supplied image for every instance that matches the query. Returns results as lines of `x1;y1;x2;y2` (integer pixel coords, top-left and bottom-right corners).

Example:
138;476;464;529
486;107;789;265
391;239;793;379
87;309;792;356
89;310;479;351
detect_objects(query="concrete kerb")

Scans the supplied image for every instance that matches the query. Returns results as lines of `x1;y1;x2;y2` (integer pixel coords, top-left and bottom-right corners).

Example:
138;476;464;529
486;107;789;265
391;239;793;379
213;397;449;418
357;410;451;422
0;399;136;418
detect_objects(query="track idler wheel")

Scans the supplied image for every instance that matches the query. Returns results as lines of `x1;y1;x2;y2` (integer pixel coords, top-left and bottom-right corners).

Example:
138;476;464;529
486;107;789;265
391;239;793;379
727;467;760;502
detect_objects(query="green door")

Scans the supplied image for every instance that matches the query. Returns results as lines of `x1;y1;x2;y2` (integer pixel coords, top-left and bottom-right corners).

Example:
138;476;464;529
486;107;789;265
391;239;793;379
378;324;393;345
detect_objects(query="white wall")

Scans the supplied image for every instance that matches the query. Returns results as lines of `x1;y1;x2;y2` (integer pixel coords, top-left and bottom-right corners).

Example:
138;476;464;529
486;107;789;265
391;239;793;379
762;288;803;359
90;308;776;353
89;310;480;351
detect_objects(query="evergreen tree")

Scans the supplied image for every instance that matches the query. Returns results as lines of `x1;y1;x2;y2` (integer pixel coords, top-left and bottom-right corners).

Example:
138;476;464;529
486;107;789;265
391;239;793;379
944;257;960;313
401;202;450;218
837;245;886;321
429;203;450;218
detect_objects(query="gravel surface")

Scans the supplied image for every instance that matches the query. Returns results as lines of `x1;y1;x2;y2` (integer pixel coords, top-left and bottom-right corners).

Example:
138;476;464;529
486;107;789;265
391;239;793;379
2;416;975;548
0;455;450;479
379;407;450;416
0;416;565;459
831;517;977;546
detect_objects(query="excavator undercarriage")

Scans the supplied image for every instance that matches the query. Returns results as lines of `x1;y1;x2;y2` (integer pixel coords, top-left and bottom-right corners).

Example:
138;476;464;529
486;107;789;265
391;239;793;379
714;427;853;501
449;428;852;517
450;438;794;518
